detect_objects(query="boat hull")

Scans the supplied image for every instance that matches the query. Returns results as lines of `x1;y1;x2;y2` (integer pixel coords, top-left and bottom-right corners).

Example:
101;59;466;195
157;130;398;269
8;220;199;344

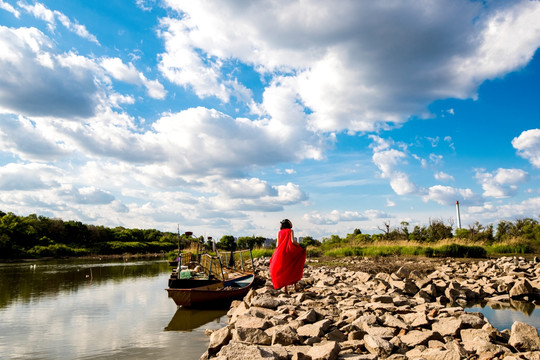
166;274;254;307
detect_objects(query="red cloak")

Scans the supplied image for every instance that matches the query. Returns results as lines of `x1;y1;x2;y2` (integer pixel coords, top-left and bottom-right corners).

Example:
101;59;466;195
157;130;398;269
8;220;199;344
269;228;306;289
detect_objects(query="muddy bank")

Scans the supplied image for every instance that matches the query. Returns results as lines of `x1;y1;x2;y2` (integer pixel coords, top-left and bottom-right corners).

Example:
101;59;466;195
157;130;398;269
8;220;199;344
202;256;540;359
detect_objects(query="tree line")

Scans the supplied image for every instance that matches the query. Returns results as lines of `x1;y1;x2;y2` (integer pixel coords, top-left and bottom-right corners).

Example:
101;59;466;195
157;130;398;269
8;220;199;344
0;211;179;259
1;210;539;259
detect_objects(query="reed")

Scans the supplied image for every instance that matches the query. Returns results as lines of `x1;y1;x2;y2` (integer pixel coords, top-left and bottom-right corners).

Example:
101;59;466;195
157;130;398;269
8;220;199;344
251;248;274;258
323;243;488;258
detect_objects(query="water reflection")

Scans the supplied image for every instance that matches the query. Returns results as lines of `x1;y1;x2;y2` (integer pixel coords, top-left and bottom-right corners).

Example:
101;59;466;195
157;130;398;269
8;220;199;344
0;257;169;309
466;299;540;333
0;259;226;360
165;307;227;332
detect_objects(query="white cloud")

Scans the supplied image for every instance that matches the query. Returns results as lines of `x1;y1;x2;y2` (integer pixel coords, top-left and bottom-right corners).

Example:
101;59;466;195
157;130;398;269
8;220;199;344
466;197;540;224
0;0;20;17
423;185;482;206
434;171;455;182
0;26;100;118
0;163;60;190
0;115;70;161
475;168;529;198
304;209;390;225
158;1;540;132
512;128;540;168
18;1;99;44
100;58;167;100
370;136;418;196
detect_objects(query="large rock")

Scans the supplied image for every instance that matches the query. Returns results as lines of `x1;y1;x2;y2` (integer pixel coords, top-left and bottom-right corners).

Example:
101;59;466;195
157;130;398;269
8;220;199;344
234;315;272;330
297;319;332;338
251;295;281;309
509;279;535;299
233;327;272;345
208;326;232;355
460;328;498;353
270;325;300;346
364;334;394;357
431;317;463;337
509;321;540;351
215;342;283;359
296;309;320;323
406;347;461;360
306;341;340;360
399;330;442;347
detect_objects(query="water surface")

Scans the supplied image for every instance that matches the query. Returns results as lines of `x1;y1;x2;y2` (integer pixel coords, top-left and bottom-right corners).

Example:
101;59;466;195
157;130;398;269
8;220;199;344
0;258;226;360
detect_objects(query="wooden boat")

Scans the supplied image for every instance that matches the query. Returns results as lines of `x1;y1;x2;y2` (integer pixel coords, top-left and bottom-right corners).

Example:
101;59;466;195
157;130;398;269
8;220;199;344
166;249;255;307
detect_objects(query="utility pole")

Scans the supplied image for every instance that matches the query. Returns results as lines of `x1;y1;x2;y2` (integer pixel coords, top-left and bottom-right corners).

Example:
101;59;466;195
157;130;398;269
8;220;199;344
456;201;462;229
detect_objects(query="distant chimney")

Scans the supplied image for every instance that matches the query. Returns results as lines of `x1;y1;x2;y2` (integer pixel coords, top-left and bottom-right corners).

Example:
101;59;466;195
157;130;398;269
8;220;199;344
456;201;462;229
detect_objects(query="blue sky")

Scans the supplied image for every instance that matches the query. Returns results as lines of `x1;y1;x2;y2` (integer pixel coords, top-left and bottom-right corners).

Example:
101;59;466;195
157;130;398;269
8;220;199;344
0;0;539;240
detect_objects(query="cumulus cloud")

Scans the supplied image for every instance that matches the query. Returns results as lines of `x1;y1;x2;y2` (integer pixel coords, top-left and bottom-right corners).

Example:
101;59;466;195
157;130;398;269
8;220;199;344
512;129;540;168
0;26;100;118
159;0;540;132
0;114;70;161
58;185;115;205
369;135;418;196
467;197;540;223
434;171;455;182
304;209;390;225
100;58;167;100
0;163;60;190
475;168;529;198
423;185;482;206
0;0;20;17
18;1;99;44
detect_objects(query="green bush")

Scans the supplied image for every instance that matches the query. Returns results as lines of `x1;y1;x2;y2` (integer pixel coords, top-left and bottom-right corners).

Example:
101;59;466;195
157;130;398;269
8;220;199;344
432;243;486;258
486;243;531;254
251;248;274;258
27;244;89;258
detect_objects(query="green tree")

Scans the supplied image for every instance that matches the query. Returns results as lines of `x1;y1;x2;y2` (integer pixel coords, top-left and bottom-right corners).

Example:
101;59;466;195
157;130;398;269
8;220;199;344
217;235;236;251
301;236;321;247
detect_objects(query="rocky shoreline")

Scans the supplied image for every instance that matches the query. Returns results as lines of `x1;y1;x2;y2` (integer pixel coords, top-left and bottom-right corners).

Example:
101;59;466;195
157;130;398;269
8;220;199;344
201;256;540;359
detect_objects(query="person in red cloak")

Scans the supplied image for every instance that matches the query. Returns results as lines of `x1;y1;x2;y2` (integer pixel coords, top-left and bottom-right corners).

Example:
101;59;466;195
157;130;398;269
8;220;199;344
269;219;306;293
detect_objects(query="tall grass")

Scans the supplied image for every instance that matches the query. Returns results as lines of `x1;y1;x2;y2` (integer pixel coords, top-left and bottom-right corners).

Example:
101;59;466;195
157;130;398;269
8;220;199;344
486;243;530;255
324;243;487;258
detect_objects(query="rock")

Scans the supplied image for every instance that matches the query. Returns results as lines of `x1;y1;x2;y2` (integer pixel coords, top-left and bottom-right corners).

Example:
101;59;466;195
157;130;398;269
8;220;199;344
372;295;393;303
394;266;411;279
208;326;232;355
402;312;430;328
460;328;498;353
431;318;463;337
364;334;394;357
215;342;283;359
409;348;462;360
233;327;272;345
399;330;443;347
382;314;409;330
509;279;535;299
509;321;540;351
364;325;397;339
234;315;272;330
306;341;340;360
297;319;332;338
251;295;281;309
326;329;347;342
458;313;486;329
296;309;320;323
267;325;299;346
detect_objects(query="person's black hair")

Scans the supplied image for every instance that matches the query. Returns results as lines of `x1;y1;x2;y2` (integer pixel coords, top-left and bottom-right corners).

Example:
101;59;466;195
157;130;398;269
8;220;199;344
280;219;292;230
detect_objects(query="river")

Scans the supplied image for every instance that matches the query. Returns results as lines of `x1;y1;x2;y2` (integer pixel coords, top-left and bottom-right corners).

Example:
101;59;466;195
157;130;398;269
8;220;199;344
1;258;539;359
0;258;226;360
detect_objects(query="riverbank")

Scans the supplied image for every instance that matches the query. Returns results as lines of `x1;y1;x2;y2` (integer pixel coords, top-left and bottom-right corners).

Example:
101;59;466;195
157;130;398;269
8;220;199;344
202;256;540;359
